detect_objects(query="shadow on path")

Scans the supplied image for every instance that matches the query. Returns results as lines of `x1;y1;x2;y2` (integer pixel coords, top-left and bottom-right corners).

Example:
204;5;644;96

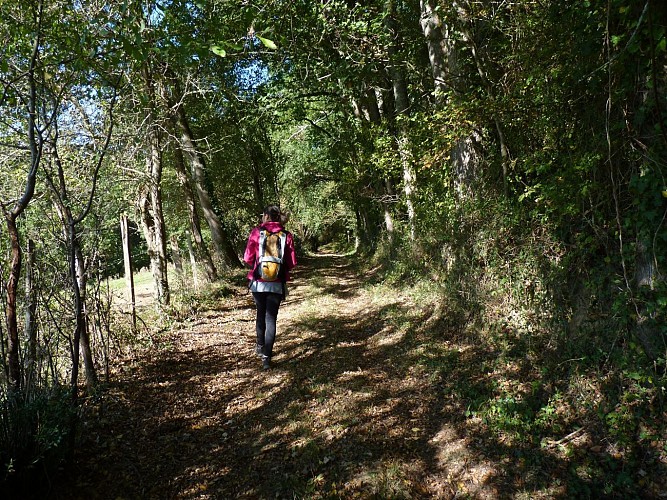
44;253;665;499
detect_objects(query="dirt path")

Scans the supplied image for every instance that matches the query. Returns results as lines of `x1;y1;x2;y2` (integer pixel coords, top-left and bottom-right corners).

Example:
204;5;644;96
52;254;498;499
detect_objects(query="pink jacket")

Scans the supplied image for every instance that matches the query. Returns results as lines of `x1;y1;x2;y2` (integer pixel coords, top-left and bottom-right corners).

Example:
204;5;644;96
243;221;297;281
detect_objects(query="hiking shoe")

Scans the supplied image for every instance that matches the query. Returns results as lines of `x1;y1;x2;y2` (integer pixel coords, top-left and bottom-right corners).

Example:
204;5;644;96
255;344;263;356
262;356;271;370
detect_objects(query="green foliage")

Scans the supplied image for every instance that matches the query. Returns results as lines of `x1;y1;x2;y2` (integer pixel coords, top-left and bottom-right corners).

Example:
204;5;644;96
275;113;359;252
0;0;666;494
0;386;74;495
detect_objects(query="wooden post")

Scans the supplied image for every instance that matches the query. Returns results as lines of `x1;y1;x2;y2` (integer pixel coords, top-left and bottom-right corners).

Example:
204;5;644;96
120;214;136;331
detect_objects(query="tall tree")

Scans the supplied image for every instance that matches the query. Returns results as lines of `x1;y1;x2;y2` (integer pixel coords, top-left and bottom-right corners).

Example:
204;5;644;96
171;137;218;282
118;0;173;306
138;60;170;306
419;0;451;102
44;83;117;392
168;75;242;270
385;0;417;240
420;0;481;195
0;0;47;392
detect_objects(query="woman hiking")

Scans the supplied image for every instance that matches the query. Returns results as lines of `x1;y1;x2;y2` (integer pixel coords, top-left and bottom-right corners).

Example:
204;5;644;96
243;205;297;370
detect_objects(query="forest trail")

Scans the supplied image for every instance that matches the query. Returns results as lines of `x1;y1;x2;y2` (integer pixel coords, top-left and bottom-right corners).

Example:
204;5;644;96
53;254;500;499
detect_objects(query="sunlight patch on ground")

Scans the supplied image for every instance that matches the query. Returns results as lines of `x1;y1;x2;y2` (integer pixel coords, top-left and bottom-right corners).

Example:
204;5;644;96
349;459;429;498
428;424;498;498
336;368;366;382
335;340;364;348
372;325;405;346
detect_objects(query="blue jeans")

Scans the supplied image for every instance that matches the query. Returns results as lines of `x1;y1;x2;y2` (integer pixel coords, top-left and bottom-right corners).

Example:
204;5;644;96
252;292;282;358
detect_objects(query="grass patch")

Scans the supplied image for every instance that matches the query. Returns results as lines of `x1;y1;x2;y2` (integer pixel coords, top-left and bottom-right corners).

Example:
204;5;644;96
107;269;154;292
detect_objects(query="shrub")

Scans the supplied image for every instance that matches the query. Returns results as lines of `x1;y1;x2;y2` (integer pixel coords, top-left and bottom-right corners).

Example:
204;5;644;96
0;386;74;496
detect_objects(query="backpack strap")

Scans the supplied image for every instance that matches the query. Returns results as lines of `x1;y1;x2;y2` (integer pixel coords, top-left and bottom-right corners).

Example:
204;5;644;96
276;231;288;300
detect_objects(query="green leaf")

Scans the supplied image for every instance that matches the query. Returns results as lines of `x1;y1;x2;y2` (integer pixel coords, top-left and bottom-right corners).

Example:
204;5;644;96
257;36;277;50
210;45;227;57
657;37;666;53
224;41;244;51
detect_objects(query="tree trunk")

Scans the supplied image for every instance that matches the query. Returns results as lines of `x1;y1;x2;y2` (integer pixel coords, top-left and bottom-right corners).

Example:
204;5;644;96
169;79;242;269
355;208;372;251
251;156;265;213
3;17;42;392
72;225;97;390
421;1;481;196
149;133;170;305
46;164;101;394
355;87;396;240
383;178;396;238
44;82;116;398
140;64;170;306
138;172;170;306
261;129;281;203
186;232;199;290
172;144;217;282
24;239;37;391
386;0;416;240
420;0;452;101
120;214;136;331
354;87;383;124
634;239;662;360
5;219;23;392
627;3;667;361
451;133;482;197
457;10;510;195
170;235;184;279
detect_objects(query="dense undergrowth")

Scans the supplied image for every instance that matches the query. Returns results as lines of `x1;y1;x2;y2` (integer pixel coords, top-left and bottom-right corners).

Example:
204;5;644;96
368;196;667;497
0;386;74;496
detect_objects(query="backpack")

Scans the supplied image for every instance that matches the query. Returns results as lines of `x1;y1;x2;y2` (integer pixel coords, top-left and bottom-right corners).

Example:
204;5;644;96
254;228;288;282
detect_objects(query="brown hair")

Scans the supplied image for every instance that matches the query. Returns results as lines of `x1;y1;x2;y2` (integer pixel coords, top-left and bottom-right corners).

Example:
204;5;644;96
263;205;282;223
